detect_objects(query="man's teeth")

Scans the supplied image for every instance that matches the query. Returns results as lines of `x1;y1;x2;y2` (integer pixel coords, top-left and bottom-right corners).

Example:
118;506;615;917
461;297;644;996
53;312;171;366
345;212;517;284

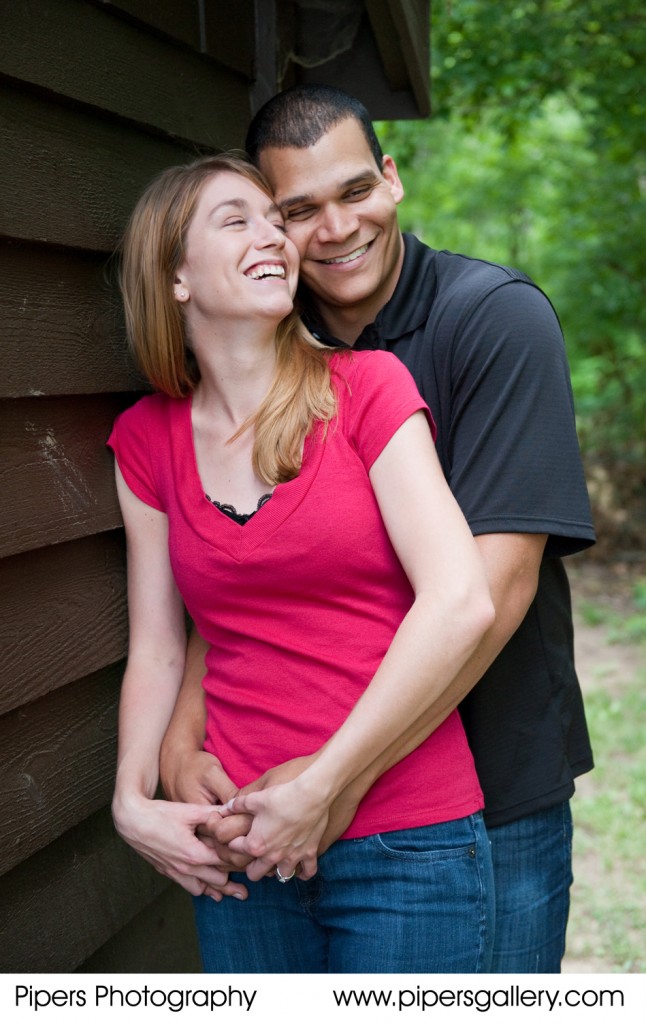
246;264;286;280
322;244;369;265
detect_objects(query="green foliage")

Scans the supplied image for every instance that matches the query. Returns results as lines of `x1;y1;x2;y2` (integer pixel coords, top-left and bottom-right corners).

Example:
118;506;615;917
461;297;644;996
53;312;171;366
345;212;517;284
376;1;646;517
430;1;645;152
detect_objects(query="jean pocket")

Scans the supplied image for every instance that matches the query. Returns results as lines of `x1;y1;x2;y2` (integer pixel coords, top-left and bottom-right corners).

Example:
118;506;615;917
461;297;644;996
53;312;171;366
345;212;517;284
371;823;478;863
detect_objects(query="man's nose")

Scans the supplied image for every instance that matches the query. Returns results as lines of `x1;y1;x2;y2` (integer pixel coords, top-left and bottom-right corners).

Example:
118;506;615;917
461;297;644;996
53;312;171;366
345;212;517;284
316;204;359;244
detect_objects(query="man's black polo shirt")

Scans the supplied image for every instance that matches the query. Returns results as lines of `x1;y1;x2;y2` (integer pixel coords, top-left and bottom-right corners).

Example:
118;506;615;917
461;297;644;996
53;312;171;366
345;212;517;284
304;232;595;827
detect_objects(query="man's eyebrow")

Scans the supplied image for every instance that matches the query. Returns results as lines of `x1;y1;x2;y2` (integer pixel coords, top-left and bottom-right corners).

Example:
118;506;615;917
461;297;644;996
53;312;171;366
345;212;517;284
277;193;312;212
277;170;379;211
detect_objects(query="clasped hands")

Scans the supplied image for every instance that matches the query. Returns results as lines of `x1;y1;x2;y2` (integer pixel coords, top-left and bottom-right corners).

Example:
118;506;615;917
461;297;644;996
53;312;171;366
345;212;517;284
158;749;356;902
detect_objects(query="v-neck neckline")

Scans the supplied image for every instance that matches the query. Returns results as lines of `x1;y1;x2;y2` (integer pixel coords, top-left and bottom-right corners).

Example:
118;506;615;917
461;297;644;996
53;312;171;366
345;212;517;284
174;396;325;562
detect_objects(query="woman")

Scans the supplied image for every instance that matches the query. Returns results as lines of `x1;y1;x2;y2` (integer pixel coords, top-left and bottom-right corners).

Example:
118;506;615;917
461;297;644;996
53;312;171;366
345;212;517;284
108;153;496;973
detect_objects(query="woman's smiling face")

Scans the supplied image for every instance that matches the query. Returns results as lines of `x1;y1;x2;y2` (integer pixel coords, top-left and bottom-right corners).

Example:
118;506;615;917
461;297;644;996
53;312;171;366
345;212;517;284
174;171;300;328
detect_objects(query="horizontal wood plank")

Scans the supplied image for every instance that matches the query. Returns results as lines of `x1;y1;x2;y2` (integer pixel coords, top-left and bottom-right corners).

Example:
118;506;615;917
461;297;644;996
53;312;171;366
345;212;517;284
0;84;205;251
79;885;201;973
0;665;122;876
0;0;250;148
0;240;144;397
0;532;128;715
99;0;202;51
0;807;169;971
107;0;257;78
0;394;129;558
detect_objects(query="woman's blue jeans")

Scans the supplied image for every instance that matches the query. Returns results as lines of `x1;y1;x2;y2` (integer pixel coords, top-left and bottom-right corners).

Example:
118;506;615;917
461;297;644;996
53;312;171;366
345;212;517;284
193;812;494;973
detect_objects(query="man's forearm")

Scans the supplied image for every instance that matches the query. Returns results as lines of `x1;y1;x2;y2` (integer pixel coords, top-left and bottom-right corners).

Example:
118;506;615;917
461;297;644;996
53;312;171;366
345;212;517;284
159;627;210;800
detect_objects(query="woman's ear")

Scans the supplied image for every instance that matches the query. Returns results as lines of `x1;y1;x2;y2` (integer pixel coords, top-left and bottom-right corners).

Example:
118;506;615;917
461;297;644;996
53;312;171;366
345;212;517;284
174;277;190;303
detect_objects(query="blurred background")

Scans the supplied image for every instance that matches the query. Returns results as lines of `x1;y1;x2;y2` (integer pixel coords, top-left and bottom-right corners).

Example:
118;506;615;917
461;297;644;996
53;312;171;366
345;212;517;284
375;1;645;971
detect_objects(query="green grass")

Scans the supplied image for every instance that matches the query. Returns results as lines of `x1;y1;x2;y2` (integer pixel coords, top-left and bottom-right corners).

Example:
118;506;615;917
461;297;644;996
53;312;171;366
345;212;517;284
577;578;646;643
568;674;646;971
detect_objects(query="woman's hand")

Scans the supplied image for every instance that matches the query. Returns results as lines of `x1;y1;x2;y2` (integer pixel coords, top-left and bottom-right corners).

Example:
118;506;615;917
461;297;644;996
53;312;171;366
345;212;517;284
212;754;360;866
157;747;254;894
112;792;248;900
203;756;322;880
222;775;331;882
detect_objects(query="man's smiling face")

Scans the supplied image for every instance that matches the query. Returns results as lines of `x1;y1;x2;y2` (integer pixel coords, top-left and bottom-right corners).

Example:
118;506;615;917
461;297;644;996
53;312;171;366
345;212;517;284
258;117;405;339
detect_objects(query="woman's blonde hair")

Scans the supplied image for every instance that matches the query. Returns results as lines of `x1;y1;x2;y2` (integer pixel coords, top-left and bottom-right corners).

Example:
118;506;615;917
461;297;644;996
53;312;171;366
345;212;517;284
119;153;340;484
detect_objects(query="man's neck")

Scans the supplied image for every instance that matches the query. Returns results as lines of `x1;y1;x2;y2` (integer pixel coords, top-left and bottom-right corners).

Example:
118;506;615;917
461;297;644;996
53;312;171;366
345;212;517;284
316;304;378;347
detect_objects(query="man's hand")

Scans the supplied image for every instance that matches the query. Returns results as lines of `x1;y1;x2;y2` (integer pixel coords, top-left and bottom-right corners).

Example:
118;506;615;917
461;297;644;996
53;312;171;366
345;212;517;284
319;788;361;853
157;749;253;898
160;747;237;806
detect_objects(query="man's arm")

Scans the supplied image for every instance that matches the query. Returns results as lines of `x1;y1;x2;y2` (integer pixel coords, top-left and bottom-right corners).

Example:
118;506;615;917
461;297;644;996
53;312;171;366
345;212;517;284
159;628;239;806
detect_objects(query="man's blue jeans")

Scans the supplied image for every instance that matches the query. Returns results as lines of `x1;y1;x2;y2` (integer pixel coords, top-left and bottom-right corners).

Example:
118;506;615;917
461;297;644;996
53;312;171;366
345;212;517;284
488;801;573;973
193;812;494;973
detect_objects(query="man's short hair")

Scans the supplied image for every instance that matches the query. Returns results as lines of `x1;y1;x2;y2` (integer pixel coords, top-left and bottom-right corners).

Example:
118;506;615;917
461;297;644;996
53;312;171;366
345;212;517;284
245;84;384;170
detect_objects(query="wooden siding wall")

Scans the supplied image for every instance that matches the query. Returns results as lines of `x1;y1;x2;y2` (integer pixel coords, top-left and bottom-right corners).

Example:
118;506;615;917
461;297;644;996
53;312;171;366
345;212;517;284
0;0;254;973
0;0;430;974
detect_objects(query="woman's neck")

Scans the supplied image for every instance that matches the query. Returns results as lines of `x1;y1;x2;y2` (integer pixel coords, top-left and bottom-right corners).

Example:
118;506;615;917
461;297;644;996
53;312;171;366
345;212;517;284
190;320;278;430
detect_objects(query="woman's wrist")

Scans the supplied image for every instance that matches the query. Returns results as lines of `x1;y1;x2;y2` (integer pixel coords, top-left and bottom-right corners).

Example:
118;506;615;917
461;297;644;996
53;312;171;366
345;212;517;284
291;759;341;812
112;768;158;829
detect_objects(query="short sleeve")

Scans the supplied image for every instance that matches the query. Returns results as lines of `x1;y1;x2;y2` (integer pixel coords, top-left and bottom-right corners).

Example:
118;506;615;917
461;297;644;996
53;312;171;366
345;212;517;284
334;350;435;470
433;281;595;557
107;396;165;511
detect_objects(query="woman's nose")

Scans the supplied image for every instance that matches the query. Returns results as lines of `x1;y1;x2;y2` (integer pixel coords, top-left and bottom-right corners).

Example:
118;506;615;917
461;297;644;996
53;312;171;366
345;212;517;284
256;219;286;248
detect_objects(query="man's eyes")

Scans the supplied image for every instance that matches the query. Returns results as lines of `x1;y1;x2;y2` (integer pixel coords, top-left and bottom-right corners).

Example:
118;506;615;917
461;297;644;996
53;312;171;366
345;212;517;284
284;185;374;221
285;206;315;222
345;185;372;200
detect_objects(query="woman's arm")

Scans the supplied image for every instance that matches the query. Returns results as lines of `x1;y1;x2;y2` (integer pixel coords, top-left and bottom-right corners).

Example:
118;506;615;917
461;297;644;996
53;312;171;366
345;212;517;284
212;531;544;858
112;464;246;898
311;530;546;843
225;411;495;880
169;534;545;861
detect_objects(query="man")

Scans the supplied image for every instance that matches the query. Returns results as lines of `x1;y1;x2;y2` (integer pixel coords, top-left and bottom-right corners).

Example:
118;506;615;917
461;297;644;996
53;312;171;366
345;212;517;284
160;85;595;972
